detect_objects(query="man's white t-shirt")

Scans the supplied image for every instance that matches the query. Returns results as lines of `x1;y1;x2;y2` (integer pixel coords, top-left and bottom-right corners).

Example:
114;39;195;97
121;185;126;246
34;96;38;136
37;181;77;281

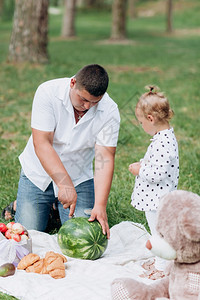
19;77;120;196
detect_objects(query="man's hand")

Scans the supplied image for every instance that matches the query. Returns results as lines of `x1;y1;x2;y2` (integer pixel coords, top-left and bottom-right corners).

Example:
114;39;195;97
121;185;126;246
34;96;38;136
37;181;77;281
88;206;110;239
58;185;77;217
129;162;141;176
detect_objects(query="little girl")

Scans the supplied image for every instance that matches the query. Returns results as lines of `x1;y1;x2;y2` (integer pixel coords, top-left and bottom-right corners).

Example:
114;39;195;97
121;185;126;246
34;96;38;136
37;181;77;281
129;85;179;280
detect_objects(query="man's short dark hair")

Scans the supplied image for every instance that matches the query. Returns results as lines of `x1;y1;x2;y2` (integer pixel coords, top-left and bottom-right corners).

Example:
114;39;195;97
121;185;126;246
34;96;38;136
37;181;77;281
75;64;109;97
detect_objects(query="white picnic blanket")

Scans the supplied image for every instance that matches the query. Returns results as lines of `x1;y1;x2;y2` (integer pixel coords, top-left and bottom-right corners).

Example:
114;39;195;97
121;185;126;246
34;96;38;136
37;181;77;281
0;221;154;300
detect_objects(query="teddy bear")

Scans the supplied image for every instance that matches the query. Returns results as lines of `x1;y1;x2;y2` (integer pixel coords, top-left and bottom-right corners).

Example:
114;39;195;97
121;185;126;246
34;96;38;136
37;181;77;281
111;190;200;300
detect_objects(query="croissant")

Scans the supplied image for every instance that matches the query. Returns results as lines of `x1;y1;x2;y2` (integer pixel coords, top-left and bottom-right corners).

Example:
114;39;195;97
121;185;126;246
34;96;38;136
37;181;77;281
17;253;40;270
26;259;44;273
49;268;65;279
42;251;66;279
17;251;67;279
44;251;67;263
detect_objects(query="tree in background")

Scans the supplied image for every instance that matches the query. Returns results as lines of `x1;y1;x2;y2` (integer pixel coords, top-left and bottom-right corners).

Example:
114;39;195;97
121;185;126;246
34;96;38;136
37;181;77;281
111;0;128;40
61;0;76;38
129;0;137;19
166;0;173;33
0;0;3;18
8;0;49;63
84;0;105;9
76;0;84;8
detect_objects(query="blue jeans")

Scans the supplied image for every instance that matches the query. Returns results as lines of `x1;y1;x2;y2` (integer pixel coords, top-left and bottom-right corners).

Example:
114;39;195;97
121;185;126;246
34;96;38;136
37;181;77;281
15;170;94;231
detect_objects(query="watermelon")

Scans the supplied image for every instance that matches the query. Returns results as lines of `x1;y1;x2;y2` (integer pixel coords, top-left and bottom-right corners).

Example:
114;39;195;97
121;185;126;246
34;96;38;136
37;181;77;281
57;217;108;260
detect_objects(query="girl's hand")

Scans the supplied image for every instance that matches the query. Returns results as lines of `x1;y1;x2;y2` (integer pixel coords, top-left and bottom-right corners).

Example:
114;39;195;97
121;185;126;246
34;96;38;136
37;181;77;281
129;162;141;176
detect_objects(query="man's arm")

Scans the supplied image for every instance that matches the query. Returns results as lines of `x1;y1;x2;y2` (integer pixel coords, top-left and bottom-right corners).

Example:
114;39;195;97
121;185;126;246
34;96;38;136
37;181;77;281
32;128;77;216
89;144;116;238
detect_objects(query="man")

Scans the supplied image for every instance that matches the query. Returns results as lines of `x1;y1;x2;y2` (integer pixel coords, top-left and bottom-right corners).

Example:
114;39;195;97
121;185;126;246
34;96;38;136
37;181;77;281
15;64;120;238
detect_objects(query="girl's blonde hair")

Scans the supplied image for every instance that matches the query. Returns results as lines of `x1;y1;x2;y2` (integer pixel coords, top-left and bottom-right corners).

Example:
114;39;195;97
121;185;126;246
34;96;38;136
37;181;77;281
136;85;174;123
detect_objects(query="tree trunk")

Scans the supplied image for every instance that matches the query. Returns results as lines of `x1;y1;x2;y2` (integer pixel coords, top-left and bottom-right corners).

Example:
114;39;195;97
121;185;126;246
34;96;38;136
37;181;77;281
111;0;128;40
166;0;173;33
85;0;95;7
76;0;84;8
84;0;102;8
8;0;49;63
61;0;76;38
129;0;137;19
0;0;4;18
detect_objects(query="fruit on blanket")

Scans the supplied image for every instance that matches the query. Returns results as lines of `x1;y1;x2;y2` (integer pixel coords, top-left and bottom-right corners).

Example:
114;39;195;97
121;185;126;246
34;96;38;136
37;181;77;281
57;217;108;260
0;263;15;277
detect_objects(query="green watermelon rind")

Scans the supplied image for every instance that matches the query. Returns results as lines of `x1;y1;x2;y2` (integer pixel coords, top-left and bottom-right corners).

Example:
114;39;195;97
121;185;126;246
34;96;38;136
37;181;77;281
57;217;108;260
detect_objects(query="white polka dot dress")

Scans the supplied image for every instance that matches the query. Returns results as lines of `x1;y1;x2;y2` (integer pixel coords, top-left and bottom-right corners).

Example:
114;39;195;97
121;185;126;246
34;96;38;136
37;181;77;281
131;128;179;211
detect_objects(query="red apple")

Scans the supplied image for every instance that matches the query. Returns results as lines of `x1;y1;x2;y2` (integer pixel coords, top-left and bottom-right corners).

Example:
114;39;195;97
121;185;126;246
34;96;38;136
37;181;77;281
0;223;7;233
6;222;15;230
12;223;24;234
12;233;21;242
5;229;12;239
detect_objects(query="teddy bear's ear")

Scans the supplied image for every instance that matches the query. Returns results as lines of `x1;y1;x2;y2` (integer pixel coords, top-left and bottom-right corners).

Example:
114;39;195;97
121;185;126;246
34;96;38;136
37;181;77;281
178;207;200;242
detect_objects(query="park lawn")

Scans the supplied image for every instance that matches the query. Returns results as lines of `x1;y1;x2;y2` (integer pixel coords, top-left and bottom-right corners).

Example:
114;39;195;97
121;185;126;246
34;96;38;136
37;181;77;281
0;0;200;298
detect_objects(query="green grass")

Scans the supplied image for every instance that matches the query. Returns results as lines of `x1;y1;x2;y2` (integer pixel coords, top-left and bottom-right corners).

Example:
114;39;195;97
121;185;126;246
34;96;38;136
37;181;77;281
0;1;200;298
